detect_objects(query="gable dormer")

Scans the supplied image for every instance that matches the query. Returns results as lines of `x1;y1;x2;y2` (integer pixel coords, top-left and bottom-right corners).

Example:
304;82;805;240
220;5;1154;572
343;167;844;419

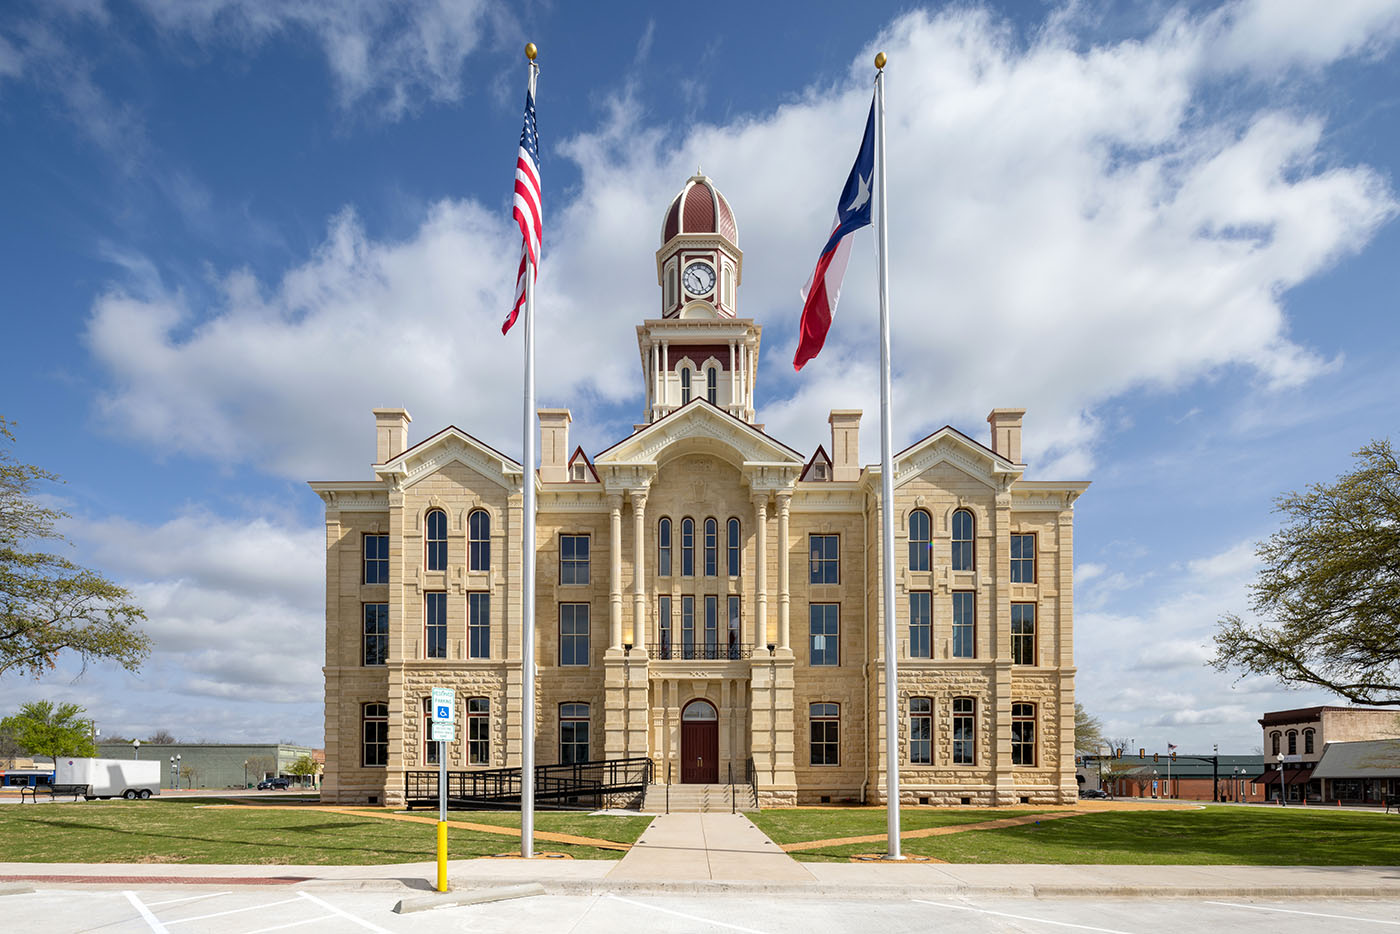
566;446;599;483
800;445;834;482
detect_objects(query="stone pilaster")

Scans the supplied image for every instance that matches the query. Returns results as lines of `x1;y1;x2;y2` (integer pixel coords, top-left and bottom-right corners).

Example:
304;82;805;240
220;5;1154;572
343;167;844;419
752;493;769;649
776;490;792;653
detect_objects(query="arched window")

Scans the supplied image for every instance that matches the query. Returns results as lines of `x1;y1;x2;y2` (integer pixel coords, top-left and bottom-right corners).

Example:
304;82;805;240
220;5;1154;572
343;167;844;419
706;367;718;405
704;518;718;576
658;517;672;577
1270;731;1281;755
681;368;691;404
1303;729;1315;755
681;518;695;576
1287;730;1297;756
908;509;931;571
425;508;447;571
951;508;974;571
468;509;490;571
727;518;741;577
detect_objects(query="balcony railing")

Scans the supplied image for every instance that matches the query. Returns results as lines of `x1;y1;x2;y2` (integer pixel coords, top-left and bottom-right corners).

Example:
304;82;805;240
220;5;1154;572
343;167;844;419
647;641;753;660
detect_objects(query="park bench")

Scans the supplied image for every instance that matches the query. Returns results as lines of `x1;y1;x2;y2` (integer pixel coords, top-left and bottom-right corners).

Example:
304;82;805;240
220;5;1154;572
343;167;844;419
19;783;87;803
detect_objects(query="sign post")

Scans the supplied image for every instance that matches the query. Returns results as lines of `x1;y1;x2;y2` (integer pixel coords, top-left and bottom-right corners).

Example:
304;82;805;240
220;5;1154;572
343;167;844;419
430;687;455;892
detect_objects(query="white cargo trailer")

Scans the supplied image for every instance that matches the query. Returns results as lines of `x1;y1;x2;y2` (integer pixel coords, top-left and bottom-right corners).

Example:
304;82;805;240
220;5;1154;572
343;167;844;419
55;757;162;799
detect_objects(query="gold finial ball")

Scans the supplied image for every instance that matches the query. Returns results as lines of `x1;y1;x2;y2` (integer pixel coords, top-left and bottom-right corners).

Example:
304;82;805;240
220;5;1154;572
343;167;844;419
874;51;887;70
525;42;538;61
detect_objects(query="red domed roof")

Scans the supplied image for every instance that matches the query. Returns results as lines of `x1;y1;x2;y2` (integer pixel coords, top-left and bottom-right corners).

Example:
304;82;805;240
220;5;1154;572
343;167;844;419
661;173;738;246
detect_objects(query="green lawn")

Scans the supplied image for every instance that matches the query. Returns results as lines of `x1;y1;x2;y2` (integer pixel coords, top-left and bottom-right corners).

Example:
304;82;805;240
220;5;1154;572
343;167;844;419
0;798;651;864
757;806;1400;864
750;807;1048;844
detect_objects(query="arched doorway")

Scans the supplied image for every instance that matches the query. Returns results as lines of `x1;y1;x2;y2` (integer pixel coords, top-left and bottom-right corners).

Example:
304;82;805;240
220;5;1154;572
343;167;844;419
681;699;718;783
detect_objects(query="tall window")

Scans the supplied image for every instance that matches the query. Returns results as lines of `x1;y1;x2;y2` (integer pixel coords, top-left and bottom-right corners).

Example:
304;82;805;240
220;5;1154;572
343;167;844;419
809;534;839;583
1011;603;1036;665
681;518;695;576
1011;702;1036;766
560;534;590;584
952;508;975;571
364;533;389;584
468;592;490;659
681;595;695;657
423;697;441;765
704;518;718;576
658;518;672;577
1271;731;1281;755
910;697;932;765
1287;730;1298;756
727;595;741;659
681;368;691;404
727;518;741;576
426;508;448;571
1010;532;1035;583
467;698;490;765
704;595;718;656
560;703;590;764
706;366;718;404
810;703;839;765
363;603;388;666
809;604;839;666
909;509;931;571
425;592;447;659
952;591;975;658
909;591;931;658
658;595;672;658
953;697;975;765
362;703;388;767
1304;729;1315;755
469;509;491;571
559;604;590;666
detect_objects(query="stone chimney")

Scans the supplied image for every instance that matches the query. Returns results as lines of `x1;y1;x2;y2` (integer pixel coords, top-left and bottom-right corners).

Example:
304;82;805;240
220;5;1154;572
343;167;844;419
373;408;412;464
538;408;572;482
987;408;1026;464
828;410;862;481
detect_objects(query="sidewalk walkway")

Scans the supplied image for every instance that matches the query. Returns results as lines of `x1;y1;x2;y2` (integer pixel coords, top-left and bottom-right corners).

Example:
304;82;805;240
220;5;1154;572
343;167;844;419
607;813;814;882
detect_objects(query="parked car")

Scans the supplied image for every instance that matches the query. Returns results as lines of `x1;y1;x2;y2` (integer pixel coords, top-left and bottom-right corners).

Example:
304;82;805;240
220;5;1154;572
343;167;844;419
257;777;290;790
1079;788;1111;799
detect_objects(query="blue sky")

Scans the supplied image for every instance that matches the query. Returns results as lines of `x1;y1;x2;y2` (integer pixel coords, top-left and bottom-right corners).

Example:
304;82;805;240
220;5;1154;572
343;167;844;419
2;0;1398;754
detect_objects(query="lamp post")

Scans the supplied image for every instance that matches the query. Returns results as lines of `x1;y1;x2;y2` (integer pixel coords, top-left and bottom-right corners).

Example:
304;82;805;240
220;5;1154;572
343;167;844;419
244;760;249;788
131;739;140;760
1152;769;1158;799
170;756;176;790
1278;752;1287;806
1232;767;1239;802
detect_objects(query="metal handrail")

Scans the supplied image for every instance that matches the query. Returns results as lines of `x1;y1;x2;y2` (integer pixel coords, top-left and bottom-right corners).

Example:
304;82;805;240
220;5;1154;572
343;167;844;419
746;755;759;811
666;761;671;814
728;762;735;814
647;642;753;660
405;756;653;810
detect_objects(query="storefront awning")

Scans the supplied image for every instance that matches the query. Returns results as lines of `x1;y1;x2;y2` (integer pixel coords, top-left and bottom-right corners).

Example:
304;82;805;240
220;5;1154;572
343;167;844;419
1252;767;1314;786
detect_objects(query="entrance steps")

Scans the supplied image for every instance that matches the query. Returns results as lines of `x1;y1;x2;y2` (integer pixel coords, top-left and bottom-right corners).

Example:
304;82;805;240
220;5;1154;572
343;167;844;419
640;783;758;813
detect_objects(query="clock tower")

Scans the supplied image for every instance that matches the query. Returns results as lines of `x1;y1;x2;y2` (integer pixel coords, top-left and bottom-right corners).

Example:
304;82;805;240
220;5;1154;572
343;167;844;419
637;172;760;425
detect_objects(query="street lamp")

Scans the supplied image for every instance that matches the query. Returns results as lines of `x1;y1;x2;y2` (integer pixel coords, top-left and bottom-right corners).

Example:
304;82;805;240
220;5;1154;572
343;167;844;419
1278;752;1287;806
170;756;177;790
131;739;140;760
244;760;249;788
1152;769;1158;798
1232;767;1239;802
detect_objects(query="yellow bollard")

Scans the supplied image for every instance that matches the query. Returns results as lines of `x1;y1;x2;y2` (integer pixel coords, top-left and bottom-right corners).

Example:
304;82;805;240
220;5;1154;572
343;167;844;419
436;821;448;892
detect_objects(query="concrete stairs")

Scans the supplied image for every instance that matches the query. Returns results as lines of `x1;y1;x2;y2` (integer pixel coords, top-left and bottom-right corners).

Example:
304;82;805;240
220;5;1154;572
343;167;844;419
640;782;758;813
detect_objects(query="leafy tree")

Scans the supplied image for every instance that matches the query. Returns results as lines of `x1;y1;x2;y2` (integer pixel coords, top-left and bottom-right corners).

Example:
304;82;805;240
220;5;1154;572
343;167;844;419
287;754;322;787
0;417;149;678
1;700;97;763
1211;440;1400;705
1074;703;1105;756
146;730;176;744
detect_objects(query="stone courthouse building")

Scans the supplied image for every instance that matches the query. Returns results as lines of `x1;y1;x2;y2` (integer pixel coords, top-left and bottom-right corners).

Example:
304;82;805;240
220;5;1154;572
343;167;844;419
310;174;1088;808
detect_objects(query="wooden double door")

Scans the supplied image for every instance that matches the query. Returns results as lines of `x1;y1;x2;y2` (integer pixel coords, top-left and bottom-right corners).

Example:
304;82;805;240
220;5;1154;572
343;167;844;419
680;699;719;783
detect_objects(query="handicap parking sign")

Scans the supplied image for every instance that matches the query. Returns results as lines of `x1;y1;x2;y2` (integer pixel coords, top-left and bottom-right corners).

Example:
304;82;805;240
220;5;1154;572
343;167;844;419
436;704;451;721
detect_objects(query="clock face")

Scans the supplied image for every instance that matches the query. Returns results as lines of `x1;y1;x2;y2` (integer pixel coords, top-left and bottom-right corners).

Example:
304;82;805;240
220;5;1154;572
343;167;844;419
682;262;716;296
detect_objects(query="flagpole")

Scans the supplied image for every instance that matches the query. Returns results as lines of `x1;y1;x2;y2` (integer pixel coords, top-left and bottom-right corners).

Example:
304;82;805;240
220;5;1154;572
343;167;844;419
520;43;539;860
873;51;902;861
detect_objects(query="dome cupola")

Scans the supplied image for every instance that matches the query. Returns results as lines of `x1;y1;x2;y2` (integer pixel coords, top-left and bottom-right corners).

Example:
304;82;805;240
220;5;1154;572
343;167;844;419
655;171;743;319
661;171;739;246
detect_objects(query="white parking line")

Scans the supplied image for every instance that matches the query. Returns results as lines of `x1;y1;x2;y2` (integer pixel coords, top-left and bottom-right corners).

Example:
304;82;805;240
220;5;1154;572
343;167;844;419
242;915;339;933
603;894;769;933
165;895;302;924
1204;901;1400;926
295;891;395;933
144;892;232;908
912;900;1138;934
123;891;172;934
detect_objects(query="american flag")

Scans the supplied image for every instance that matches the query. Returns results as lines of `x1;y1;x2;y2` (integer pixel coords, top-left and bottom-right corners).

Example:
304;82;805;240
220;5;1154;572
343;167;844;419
503;80;541;335
1167;743;1178;751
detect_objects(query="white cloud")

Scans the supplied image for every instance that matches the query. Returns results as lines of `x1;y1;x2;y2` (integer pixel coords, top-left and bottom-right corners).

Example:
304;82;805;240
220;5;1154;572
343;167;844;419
83;3;1399;482
1207;0;1400;73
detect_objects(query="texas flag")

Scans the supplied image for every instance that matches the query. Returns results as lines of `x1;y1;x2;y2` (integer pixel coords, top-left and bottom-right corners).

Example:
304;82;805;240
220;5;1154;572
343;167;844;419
793;98;876;371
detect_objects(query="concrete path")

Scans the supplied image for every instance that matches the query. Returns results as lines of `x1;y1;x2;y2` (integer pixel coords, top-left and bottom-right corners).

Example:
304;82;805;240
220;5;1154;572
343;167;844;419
607;813;814;882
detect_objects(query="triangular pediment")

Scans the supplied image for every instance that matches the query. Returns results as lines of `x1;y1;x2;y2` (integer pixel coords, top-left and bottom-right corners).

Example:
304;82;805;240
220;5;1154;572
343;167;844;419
375;426;523;491
595;399;803;469
893;426;1020;490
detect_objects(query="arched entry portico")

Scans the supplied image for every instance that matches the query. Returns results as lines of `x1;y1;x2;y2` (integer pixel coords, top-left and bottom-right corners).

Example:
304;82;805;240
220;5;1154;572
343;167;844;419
681;699;719;783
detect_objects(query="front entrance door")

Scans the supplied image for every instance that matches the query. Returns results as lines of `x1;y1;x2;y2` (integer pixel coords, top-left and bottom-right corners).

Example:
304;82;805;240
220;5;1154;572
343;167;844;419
680;699;718;783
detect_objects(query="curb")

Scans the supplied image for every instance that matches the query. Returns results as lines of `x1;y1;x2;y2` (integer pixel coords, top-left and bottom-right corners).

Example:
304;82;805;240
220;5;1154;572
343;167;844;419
395;883;546;913
0;883;36;896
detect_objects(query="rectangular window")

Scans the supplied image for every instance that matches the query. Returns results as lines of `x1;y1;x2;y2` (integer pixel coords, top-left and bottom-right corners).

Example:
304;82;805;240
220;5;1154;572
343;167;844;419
953;697;975;765
1011;702;1036;766
809;534;840;583
681;595;695;658
810;702;839;765
559;603;590;666
560;702;590;764
362;703;388;767
1011;602;1035;665
910;697;932;765
809;603;839;666
658;595;672;659
704;594;718;657
658;519;672;577
952;591;975;659
1011;533;1036;583
727;595;741;659
467;698;489;765
468;592;490;659
909;591;931;658
364;533;389;584
362;603;388;666
560;534;590;585
425;592;447;659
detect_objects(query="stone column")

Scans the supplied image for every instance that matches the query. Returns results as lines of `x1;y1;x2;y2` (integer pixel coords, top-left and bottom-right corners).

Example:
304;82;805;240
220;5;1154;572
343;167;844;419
631;489;648;649
776;491;792;653
752;493;769;650
609;493;623;650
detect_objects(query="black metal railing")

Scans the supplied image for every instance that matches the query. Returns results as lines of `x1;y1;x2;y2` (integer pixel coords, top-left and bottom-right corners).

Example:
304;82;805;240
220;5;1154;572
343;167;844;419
648;642;753;660
746;755;759;810
666;761;671;814
405;756;652;811
728;762;735;813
